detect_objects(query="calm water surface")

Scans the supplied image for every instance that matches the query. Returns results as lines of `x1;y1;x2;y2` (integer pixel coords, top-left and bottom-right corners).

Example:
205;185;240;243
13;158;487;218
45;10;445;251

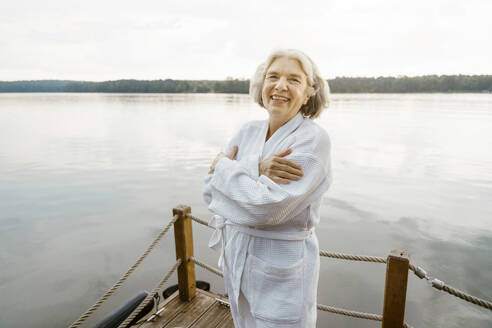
0;93;491;327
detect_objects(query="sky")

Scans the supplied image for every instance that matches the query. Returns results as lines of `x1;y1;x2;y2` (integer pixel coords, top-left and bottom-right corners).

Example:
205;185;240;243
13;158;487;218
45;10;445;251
1;0;491;81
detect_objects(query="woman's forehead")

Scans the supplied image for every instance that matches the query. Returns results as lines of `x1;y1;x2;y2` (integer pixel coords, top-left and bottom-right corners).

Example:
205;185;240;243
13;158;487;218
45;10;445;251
267;57;307;77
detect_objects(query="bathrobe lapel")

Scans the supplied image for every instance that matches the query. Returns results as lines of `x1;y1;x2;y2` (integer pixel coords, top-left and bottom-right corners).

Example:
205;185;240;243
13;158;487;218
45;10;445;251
261;112;305;159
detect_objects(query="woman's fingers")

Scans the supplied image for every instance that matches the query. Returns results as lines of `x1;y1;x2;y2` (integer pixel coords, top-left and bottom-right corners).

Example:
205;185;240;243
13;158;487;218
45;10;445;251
226;145;238;159
275;148;292;157
274;158;303;176
275;163;303;177
276;157;302;170
209;152;225;174
259;149;304;183
273;169;302;181
272;177;291;184
265;168;301;183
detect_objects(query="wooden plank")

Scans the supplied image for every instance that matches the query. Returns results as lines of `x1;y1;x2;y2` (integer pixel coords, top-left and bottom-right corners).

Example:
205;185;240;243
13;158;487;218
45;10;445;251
189;290;231;328
190;302;230;328
382;250;410;328
138;293;206;328
214;312;234;328
162;291;216;327
135;291;185;328
196;288;228;302
130;289;231;328
173;205;196;301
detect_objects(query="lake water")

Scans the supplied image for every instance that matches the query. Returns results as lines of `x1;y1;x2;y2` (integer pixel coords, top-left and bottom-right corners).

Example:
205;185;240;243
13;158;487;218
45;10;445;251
0;93;491;327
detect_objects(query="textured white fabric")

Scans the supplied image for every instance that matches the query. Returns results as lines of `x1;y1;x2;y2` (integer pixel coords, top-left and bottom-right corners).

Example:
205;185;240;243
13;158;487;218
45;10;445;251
203;112;331;327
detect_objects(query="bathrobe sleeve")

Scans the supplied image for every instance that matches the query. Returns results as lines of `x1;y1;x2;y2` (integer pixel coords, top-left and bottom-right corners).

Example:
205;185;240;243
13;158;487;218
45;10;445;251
205;132;331;227
203;125;259;206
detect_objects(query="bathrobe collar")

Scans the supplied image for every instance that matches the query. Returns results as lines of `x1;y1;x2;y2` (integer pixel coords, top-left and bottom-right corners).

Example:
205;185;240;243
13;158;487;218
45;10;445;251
262;112;305;159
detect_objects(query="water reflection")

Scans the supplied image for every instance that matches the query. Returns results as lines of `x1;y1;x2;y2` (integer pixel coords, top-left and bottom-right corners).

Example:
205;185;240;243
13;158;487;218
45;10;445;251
0;93;491;327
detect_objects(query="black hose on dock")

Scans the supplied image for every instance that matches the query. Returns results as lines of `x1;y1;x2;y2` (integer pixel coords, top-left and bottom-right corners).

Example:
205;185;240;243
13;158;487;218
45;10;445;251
162;280;210;299
93;291;154;328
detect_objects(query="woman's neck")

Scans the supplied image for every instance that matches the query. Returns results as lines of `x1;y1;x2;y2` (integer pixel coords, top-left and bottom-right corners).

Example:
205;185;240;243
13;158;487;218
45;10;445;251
265;122;279;142
265;112;298;142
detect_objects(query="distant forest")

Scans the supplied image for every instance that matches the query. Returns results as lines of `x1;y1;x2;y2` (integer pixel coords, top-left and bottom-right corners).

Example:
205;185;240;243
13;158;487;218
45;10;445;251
1;75;491;93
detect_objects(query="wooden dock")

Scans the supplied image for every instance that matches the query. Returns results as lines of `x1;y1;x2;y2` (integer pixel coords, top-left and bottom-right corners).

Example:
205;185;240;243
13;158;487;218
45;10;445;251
69;205;490;328
131;288;233;328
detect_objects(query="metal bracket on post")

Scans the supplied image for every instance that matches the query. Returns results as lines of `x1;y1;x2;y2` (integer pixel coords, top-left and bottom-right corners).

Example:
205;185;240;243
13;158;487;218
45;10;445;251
382;250;410;328
172;205;196;302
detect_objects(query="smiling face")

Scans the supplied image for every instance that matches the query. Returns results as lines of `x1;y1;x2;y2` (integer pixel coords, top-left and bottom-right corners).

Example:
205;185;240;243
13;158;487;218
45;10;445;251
261;56;310;123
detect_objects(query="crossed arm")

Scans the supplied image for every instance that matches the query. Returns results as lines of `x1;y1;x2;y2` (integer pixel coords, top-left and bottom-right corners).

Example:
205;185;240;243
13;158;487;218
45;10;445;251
208;146;304;184
204;145;329;227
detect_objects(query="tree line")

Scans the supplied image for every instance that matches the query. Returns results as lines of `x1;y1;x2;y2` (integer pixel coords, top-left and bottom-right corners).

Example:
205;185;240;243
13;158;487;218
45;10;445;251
0;75;491;93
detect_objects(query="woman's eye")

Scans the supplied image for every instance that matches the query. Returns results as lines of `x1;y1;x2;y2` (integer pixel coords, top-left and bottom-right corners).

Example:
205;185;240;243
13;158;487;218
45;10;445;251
289;79;300;83
267;75;278;80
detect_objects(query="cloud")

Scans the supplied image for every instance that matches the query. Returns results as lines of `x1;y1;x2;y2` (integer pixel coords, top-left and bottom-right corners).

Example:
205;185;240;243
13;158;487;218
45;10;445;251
0;0;491;80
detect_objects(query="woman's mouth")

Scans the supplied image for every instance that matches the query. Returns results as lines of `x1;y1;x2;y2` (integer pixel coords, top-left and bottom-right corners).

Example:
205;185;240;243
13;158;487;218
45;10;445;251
271;95;289;104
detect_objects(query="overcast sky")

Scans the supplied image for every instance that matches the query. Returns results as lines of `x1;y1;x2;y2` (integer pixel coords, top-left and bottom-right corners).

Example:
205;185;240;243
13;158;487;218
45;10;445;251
1;0;491;81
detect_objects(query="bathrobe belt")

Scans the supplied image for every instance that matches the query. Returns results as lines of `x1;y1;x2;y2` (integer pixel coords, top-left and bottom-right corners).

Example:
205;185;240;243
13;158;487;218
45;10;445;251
208;214;313;272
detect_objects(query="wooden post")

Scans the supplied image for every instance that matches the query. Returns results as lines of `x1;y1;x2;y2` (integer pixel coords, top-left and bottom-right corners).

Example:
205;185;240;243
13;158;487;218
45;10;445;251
382;250;410;328
173;205;196;301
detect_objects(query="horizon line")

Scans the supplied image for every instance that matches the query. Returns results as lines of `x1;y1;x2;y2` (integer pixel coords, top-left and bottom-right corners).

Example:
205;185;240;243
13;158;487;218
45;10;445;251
1;74;492;83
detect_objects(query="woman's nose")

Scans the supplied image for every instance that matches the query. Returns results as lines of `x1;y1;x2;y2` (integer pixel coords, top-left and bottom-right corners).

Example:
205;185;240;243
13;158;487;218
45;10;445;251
274;77;288;91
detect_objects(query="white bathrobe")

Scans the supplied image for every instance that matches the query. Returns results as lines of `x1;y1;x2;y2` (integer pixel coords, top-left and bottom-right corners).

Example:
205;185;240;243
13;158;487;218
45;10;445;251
203;112;332;328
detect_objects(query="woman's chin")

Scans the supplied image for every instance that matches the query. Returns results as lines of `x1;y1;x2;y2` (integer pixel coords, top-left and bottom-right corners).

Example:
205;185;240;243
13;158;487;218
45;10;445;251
266;106;286;115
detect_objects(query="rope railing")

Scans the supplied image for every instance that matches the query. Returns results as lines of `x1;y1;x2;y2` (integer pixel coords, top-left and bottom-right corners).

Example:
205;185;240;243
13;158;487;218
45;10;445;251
118;259;182;328
320;251;492;311
190;256;224;277
68;214;179;328
317;303;382;322
439;284;492;310
317;304;413;328
70;210;490;328
189;255;416;327
319;250;386;264
187;214;213;228
188;213;492;312
408;263;492;311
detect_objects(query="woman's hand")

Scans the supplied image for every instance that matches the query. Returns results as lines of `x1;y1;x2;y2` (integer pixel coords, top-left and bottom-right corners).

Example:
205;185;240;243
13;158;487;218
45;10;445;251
259;148;303;184
208;146;238;174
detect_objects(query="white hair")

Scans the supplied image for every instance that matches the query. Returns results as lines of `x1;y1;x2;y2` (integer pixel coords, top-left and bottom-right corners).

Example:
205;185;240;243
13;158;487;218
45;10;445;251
249;49;330;119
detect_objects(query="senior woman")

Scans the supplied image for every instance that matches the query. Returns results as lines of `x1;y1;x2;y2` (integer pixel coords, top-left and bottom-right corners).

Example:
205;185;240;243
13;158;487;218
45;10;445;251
203;49;331;328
